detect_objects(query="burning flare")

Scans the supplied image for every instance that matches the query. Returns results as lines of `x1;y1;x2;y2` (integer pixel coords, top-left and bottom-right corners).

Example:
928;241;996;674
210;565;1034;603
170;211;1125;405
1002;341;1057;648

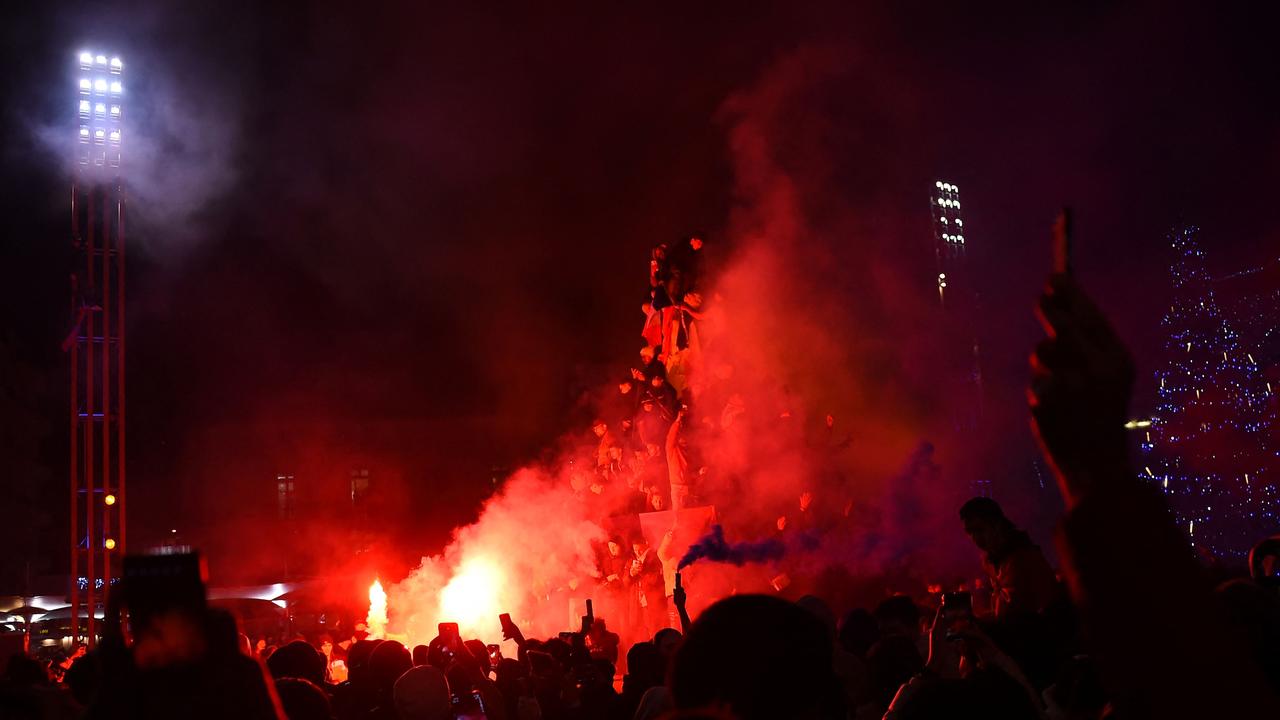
366;579;388;639
438;558;503;639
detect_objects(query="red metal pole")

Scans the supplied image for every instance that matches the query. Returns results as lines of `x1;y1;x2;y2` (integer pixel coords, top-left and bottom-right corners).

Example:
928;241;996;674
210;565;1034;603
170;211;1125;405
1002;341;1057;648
117;183;126;556
84;187;96;648
69;181;80;645
101;184;112;604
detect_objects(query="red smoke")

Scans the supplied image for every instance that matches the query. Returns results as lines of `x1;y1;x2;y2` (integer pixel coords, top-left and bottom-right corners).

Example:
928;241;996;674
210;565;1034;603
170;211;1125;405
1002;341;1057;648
383;46;983;644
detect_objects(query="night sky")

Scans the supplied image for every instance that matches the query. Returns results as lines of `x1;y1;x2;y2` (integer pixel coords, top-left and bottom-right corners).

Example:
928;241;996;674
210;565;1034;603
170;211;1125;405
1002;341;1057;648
3;1;1279;584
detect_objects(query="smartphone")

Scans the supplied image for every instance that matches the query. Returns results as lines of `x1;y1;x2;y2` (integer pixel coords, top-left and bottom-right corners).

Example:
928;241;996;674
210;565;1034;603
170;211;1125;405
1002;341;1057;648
585;598;593;618
675;571;682;590
498;613;516;637
486;643;502;665
440;617;460;645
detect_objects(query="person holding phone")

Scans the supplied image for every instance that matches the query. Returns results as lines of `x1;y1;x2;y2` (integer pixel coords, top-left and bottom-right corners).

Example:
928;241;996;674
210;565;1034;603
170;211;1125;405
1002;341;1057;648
958;497;1059;619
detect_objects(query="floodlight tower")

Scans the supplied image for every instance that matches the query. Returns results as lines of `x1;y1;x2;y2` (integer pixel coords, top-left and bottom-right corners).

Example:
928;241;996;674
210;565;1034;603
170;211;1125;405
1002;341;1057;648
929;180;983;432
67;50;126;647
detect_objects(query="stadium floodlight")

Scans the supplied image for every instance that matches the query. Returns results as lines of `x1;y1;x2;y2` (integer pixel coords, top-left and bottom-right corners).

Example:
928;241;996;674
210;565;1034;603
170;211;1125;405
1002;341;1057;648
77;50;123;168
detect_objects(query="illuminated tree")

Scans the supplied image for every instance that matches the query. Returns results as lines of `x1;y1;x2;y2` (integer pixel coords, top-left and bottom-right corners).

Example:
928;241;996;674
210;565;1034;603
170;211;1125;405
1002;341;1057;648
1142;225;1280;561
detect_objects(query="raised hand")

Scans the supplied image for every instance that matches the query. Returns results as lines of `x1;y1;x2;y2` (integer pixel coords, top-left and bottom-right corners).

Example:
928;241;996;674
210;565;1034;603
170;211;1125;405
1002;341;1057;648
1029;274;1135;506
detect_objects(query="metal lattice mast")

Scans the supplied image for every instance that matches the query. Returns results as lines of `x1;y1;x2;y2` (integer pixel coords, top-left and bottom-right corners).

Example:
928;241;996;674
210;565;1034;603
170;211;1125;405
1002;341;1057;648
67;50;126;647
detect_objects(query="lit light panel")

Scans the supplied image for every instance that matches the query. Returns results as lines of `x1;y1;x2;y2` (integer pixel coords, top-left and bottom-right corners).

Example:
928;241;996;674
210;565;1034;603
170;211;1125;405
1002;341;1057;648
75;50;124;168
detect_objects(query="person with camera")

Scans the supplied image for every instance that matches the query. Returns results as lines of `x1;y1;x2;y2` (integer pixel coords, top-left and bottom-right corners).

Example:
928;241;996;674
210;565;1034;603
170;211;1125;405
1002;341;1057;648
958;496;1058;619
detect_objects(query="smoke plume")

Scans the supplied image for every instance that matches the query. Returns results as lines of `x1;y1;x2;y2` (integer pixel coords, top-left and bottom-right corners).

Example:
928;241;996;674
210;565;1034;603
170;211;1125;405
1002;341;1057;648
677;525;785;570
382;44;985;646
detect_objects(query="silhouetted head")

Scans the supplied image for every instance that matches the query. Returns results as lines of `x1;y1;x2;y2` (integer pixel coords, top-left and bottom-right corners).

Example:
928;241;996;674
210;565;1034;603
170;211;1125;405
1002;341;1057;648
463;639;491;676
1250;535;1280;587
960;497;1015;556
203;608;242;658
267;640;327;686
653;628;682;664
873;595;921;639
274;677;332;720
624;641;663;688
671;594;839;719
412;644;431;666
394;665;452;720
838;608;880;658
347;638;383;680
1217;578;1280;694
367;640;413;695
796;595;836;641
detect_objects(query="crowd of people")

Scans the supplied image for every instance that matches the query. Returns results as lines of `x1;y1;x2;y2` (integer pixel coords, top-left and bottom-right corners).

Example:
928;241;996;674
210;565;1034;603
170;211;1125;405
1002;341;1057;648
5;264;1280;718
569;235;858;644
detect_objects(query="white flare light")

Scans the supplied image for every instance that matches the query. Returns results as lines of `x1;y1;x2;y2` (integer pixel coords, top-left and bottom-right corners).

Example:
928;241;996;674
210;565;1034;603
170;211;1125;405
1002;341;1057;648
79;51;93;65
94;78;107;93
109;81;122;94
